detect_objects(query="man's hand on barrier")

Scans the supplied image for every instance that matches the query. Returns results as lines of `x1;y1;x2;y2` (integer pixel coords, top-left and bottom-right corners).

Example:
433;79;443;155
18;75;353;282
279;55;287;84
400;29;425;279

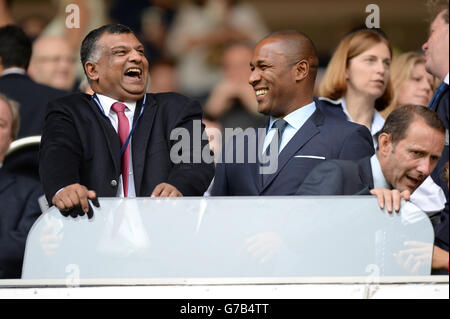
151;183;182;197
52;183;100;219
370;188;411;213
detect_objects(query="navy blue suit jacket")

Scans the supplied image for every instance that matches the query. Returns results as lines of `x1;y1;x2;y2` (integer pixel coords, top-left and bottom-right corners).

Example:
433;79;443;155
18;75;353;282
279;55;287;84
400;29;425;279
211;102;374;196
0;73;68;138
296;157;374;196
0;169;42;278
430;86;449;252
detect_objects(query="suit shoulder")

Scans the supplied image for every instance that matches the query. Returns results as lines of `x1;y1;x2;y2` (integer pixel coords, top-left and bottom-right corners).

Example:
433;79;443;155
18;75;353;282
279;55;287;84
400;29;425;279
316;98;366;129
319;108;370;135
313;159;355;172
47;92;93;110
148;92;200;110
33;82;69;98
1;171;43;195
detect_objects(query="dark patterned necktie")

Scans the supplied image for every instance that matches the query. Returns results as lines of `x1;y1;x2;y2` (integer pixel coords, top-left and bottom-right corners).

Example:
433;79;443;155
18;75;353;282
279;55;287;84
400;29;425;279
262;118;289;184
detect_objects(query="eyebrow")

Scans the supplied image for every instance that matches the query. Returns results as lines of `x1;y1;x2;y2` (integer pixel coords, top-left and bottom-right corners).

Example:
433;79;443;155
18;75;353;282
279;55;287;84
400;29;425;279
111;45;144;50
111;45;128;50
250;59;269;66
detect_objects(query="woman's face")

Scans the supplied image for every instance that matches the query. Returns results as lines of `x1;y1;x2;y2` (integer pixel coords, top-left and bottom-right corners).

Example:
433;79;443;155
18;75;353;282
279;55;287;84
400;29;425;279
396;63;434;107
346;42;391;101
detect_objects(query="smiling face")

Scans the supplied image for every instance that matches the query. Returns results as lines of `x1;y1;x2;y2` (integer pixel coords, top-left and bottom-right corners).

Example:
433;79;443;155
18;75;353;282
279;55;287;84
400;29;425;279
396;63;434;107
422;11;449;80
346;42;391;101
86;32;149;102
248;38;298;118
379;119;444;193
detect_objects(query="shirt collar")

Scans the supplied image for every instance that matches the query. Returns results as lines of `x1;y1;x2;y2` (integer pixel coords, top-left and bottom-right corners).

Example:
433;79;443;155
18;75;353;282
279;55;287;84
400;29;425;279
1;68;26;76
338;97;384;137
371;153;391;189
268;101;316;131
96;94;136;115
444;73;449;85
371;111;385;137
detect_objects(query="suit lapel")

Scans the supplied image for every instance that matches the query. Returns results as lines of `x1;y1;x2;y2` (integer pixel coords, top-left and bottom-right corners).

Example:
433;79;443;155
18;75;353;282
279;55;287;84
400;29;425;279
254;125;267;192
88;98;121;174
260;108;323;192
131;94;157;195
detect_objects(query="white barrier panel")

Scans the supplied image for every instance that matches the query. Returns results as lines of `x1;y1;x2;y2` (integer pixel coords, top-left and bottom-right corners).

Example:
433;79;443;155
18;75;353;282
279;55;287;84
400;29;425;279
22;197;434;279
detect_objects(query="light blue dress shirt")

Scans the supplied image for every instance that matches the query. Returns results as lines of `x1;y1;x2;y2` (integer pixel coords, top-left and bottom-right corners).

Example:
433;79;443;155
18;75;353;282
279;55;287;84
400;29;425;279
263;101;316;154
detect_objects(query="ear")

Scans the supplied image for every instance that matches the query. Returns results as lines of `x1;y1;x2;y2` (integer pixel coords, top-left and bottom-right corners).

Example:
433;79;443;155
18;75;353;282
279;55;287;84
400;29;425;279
85;61;99;82
293;60;309;82
345;59;353;80
377;132;392;156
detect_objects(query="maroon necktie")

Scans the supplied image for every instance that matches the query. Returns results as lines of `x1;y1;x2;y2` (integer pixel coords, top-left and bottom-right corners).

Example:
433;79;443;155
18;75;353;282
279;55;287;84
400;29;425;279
111;102;130;197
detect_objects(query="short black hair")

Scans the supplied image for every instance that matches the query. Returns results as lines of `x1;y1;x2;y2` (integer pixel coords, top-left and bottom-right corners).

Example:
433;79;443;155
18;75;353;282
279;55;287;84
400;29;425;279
380;104;446;145
80;24;134;76
263;30;319;83
0;25;32;70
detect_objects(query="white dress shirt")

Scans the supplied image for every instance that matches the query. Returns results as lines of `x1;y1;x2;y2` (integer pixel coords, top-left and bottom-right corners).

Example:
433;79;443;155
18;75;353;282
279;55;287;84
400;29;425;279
96;94;137;198
371;154;391;189
263;101;316;154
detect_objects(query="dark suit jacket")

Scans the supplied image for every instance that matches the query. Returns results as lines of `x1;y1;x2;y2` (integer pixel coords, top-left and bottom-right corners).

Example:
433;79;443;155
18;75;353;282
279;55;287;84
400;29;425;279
430;86;449;252
211;103;374;196
39;92;215;203
296;157;374;196
0;73;69;182
0;169;42;279
0;73;69;138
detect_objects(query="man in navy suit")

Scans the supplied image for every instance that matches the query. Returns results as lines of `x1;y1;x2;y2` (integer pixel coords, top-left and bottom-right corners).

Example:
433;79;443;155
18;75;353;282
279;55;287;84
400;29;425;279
211;31;374;196
297;105;448;272
39;24;214;218
0;25;68;138
0;25;68;182
422;0;449;255
0;94;42;278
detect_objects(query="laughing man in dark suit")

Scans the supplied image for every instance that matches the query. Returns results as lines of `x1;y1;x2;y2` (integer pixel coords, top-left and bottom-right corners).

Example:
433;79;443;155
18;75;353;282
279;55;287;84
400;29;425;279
39;24;214;218
211;31;374;196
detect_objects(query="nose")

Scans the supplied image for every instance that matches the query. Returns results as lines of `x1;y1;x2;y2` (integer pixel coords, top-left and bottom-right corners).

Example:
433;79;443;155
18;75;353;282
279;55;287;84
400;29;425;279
422;41;428;52
248;68;260;86
417;158;432;176
376;59;387;74
129;49;144;63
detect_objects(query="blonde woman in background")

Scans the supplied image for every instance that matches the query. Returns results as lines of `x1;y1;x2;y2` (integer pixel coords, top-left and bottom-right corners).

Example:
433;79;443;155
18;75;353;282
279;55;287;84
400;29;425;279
381;52;437;118
318;29;393;148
